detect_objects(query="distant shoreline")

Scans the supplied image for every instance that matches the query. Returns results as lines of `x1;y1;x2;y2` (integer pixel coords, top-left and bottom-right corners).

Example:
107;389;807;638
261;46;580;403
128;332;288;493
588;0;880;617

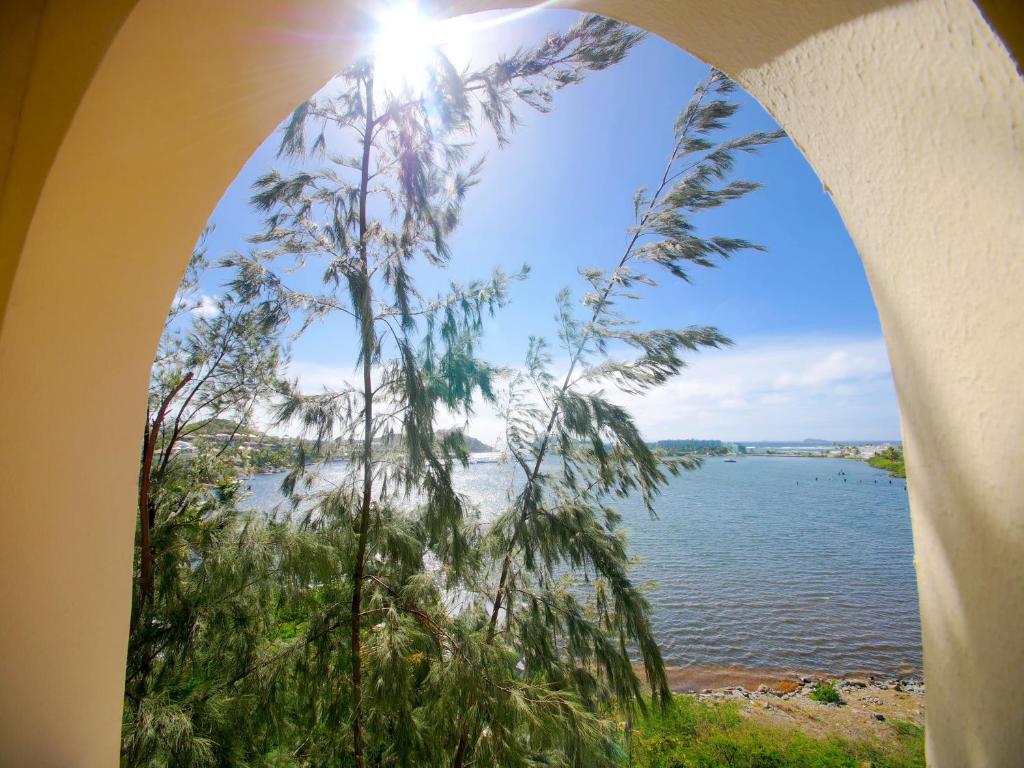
735;453;861;460
660;663;922;694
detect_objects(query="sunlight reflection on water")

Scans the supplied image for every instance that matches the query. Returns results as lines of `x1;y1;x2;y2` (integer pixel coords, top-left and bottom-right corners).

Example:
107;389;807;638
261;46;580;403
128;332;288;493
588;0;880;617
241;455;920;674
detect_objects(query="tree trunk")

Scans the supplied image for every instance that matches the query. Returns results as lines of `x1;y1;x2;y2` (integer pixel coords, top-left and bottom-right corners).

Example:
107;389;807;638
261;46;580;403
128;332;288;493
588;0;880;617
137;371;193;609
351;70;375;768
453;730;469;768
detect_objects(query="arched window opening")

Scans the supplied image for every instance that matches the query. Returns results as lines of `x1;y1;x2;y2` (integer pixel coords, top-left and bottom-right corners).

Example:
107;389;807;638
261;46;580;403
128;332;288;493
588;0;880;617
128;8;919;766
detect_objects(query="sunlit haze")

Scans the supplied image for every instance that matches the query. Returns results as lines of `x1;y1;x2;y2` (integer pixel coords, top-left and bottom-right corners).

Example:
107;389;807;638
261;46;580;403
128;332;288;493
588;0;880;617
373;3;456;93
373;3;522;93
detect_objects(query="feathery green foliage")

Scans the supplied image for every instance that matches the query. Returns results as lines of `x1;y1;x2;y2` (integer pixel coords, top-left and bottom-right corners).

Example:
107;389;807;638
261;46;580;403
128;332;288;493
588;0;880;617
450;66;783;766
222;15;647;768
124;234;299;765
124;21;783;768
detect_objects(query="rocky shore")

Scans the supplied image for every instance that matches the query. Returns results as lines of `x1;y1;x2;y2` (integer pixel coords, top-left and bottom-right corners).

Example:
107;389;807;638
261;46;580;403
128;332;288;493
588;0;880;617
681;671;926;742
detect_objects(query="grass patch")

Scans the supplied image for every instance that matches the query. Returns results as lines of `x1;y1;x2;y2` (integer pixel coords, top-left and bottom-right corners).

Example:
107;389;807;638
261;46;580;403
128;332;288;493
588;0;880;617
630;695;924;768
810;682;842;704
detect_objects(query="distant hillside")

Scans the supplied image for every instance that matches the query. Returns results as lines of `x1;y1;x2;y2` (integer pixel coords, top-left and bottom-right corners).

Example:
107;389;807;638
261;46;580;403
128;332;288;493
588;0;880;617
187;420;492;450
180;422;495;473
740;439;834;448
464;435;494;452
184;417;260;438
739;439;902;447
651;439;724;451
649;439;731;456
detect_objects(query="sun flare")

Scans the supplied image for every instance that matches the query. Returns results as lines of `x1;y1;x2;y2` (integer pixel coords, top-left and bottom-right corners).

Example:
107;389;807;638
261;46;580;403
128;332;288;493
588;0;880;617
372;4;555;95
373;3;470;94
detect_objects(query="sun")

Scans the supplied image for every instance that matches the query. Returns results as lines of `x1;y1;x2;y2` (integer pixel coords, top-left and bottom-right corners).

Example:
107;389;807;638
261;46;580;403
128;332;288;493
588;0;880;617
372;5;555;96
372;2;470;95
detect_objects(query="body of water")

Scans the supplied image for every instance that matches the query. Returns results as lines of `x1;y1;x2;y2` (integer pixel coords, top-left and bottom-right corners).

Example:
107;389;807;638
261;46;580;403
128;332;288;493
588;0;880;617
241;455;921;676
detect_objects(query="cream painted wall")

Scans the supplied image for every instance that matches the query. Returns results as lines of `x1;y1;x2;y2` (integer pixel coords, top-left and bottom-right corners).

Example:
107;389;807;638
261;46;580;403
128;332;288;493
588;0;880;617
0;1;1021;765
0;0;138;319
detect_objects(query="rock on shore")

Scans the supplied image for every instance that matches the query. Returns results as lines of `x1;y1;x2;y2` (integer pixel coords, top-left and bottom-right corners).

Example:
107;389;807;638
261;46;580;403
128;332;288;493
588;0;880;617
686;674;925;742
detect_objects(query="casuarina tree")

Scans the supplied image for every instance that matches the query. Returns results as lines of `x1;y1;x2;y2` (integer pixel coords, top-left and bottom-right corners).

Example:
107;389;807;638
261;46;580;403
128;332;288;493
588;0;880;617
229;16;646;767
450;66;783;767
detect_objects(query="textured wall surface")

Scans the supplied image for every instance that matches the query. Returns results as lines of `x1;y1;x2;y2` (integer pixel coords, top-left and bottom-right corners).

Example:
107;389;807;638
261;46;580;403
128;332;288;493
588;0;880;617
0;1;1021;764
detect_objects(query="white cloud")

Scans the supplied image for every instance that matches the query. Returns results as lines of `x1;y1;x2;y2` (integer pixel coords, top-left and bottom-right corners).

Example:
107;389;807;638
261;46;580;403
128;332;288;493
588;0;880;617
264;335;902;443
609;335;900;441
191;294;220;318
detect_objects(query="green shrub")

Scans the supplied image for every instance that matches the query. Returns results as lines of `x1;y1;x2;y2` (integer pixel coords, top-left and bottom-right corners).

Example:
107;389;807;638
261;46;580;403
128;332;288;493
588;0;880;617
810;682;842;704
867;448;906;477
630;696;925;768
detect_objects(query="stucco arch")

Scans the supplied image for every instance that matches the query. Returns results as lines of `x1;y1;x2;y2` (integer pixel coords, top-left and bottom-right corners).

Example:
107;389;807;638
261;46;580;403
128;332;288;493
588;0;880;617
1;1;1021;765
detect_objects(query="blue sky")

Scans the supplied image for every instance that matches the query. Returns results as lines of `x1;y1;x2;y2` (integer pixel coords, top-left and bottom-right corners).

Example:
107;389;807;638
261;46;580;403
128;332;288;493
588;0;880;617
188;8;901;443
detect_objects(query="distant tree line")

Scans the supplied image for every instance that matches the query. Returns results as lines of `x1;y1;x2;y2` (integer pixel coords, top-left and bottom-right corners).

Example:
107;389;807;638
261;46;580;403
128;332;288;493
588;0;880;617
650;439;731;456
867;446;906;477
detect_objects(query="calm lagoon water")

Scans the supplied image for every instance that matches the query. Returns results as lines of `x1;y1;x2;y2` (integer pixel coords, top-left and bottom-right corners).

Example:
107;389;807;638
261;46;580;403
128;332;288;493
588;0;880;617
241;455;920;675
